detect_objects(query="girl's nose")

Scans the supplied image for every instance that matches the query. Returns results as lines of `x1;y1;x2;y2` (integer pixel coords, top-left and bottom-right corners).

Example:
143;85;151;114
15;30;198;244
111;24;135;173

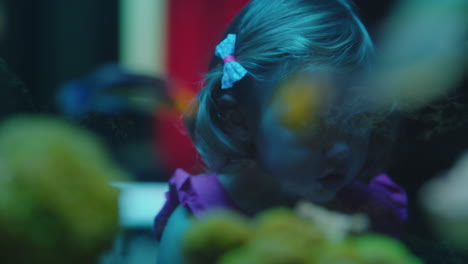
326;142;350;162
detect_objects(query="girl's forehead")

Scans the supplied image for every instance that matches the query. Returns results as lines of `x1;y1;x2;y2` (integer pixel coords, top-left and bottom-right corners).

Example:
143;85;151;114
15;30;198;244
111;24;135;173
265;70;384;131
267;71;347;110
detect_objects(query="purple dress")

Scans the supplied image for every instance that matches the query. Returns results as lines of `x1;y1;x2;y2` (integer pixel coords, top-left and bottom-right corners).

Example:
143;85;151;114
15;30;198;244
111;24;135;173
154;169;408;240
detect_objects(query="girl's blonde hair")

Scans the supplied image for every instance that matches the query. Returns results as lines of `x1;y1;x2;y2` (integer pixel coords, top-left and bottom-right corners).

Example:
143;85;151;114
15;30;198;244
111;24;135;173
185;0;375;172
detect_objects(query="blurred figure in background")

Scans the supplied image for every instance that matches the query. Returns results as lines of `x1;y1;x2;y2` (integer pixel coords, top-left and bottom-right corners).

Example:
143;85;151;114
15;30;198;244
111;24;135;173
56;64;199;181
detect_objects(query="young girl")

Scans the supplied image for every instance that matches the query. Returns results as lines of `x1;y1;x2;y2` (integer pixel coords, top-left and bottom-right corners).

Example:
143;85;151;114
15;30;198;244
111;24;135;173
155;0;407;262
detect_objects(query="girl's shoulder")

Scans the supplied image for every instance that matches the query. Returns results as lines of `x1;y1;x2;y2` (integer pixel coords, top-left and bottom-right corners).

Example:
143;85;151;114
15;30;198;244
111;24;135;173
157;205;192;264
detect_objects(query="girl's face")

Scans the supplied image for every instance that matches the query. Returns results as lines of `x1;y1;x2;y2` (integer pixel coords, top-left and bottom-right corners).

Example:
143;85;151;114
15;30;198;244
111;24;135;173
255;73;371;203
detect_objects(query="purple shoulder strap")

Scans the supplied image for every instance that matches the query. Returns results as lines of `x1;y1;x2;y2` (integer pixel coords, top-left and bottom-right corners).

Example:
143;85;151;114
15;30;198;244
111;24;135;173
154;169;240;240
336;173;408;237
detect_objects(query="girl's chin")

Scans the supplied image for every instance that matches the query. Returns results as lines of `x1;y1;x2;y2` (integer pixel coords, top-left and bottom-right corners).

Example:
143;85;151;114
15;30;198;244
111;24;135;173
290;186;339;204
305;191;337;204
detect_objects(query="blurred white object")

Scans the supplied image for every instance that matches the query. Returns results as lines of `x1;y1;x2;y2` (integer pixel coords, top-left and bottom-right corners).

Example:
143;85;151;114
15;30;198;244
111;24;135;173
119;0;167;76
113;182;167;228
296;201;369;243
101;182;167;263
368;0;468;112
419;151;468;250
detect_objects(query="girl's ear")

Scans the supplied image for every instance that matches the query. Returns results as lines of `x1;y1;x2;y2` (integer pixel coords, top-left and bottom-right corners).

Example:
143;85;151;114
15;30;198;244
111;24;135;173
216;93;252;140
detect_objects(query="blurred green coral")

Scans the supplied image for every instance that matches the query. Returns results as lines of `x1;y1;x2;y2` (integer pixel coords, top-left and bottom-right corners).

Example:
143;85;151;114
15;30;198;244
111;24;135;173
0;115;126;264
183;207;422;264
317;235;422;264
351;235;422;264
183;210;252;264
218;209;326;264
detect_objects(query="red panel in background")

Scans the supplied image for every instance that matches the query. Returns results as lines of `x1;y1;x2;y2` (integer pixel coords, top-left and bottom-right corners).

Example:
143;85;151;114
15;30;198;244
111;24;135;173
154;0;249;177
167;0;249;93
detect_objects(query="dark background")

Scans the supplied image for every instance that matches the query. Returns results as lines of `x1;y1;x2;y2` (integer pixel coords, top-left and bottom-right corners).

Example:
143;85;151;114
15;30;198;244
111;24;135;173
0;0;119;115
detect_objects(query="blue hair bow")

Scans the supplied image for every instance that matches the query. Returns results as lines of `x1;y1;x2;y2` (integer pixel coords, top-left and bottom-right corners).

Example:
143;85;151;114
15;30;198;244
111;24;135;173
215;34;248;89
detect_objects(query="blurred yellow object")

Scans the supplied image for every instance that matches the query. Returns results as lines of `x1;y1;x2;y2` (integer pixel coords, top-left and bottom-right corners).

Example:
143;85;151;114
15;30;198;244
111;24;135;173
0;115;126;264
273;74;323;131
171;84;197;113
